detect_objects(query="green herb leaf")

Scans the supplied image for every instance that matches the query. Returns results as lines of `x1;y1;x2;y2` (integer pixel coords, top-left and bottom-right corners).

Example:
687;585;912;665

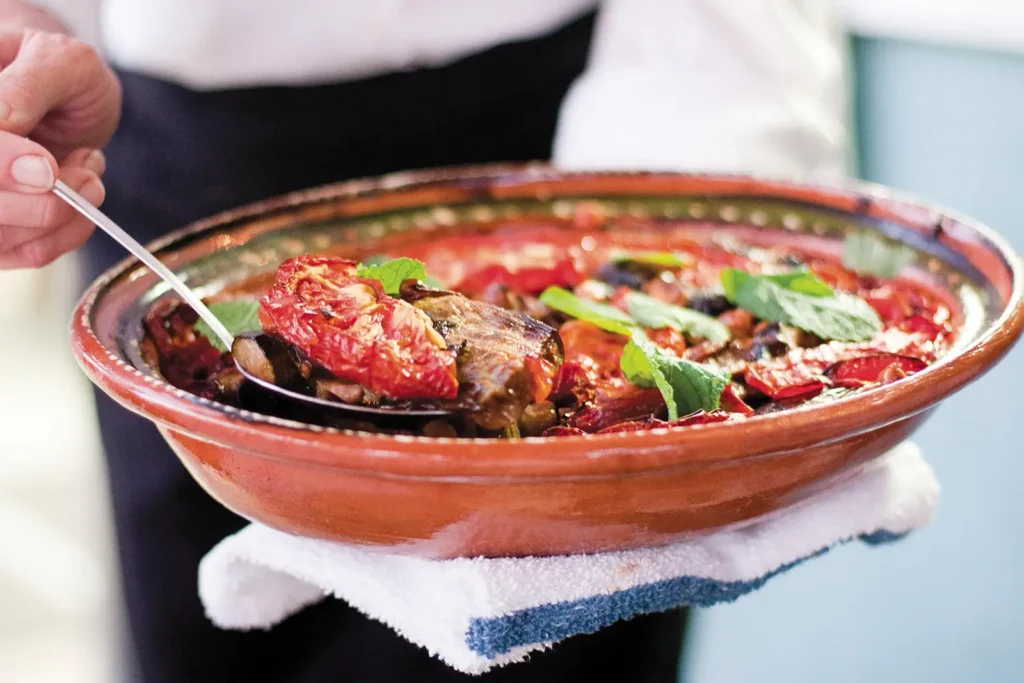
620;332;728;420
195;300;262;352
539;286;636;335
360;254;446;290
611;251;692;269
356;257;429;294
721;268;881;342
625;291;731;343
842;232;915;279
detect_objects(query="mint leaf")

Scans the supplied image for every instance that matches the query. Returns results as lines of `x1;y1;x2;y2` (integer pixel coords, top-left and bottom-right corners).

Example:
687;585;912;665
360;254;446;290
620;332;728;419
356;257;429;294
721;268;881;342
843;232;915;279
722;268;832;299
195;300;261;352
625;291;731;343
539;286;636;335
611;251;692;269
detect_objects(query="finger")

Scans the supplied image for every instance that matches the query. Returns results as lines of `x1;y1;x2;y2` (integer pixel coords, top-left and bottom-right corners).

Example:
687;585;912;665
61;147;105;175
0;212;95;270
0;31;119;147
0;167;102;246
0;129;58;192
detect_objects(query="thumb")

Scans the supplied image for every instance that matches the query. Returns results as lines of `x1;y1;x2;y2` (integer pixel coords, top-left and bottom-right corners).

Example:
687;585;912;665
0;129;58;192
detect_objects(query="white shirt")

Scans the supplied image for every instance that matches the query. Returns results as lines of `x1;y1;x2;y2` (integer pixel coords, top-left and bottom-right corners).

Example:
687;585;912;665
36;0;853;179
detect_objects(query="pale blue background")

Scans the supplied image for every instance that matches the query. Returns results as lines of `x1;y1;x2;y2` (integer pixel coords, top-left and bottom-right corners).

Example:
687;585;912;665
685;37;1024;683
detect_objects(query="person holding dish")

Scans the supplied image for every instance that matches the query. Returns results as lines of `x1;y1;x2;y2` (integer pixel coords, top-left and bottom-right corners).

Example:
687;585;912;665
0;1;850;681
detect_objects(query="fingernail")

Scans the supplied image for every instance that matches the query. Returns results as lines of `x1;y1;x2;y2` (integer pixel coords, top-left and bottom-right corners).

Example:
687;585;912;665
11;155;55;190
0;102;9;121
84;149;106;175
80;177;106;206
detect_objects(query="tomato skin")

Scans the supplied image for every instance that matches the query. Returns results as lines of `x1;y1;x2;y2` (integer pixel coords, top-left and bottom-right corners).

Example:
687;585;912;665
825;353;927;388
259;255;458;400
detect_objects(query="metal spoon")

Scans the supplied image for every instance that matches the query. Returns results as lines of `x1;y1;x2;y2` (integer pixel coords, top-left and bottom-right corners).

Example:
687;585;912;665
54;179;450;419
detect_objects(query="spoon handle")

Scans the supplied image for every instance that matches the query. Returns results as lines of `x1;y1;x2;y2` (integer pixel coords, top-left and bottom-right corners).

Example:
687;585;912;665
52;179;235;349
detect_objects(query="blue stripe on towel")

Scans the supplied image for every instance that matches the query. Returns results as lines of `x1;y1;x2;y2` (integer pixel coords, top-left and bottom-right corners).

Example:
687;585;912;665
466;550;827;659
466;528;909;659
858;530;908;545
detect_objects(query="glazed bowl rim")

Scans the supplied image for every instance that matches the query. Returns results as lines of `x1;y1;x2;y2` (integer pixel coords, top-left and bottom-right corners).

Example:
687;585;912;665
70;164;1024;479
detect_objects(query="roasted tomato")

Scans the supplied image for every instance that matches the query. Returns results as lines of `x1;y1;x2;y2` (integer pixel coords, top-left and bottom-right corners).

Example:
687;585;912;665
258;255;458;400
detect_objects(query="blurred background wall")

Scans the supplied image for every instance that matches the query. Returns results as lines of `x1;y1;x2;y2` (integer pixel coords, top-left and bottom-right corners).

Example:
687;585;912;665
1;5;1023;683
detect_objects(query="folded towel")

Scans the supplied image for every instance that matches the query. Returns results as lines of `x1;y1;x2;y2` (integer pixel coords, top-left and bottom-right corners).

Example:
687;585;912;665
199;441;937;675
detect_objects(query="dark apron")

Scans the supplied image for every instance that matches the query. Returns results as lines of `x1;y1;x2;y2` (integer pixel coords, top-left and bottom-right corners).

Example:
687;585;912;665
81;13;687;682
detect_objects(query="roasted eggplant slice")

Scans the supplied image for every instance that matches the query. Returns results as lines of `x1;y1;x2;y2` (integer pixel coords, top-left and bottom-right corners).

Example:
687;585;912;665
403;285;564;429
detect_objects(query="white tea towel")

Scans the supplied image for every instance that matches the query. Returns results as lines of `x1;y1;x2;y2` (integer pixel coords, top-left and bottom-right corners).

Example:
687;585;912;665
199;441;937;675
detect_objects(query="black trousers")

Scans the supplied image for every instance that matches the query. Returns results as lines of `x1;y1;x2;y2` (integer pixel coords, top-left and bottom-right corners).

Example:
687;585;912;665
81;14;687;683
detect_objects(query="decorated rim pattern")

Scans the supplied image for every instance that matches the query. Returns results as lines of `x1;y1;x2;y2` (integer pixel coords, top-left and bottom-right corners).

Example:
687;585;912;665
71;165;1024;451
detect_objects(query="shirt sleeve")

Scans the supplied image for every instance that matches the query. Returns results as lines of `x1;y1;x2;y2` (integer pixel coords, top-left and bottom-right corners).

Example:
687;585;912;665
552;0;852;180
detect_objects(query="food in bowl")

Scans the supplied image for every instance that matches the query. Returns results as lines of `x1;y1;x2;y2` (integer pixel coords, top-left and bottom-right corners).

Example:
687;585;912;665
142;205;955;438
72;168;1024;555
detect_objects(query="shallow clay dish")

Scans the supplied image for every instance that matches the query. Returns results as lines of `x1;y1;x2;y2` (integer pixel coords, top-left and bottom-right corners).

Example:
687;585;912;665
71;165;1024;558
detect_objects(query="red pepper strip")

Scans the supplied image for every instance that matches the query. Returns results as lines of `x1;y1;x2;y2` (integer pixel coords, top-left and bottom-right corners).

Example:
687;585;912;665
454;258;582;297
259;255;458;400
670;409;734;427
901;314;943;339
744;365;826;400
824;353;927;388
597;416;669;434
541;426;588;437
743;324;942;400
720;384;754;415
595;409;734;434
568;387;667;433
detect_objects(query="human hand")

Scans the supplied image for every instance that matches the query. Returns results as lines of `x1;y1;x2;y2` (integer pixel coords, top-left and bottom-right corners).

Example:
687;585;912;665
0;18;121;269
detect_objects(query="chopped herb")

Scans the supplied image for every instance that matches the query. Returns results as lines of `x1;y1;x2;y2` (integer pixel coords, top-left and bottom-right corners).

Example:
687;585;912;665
194;300;261;352
625;291;731;343
620;332;728;419
539;286;636;335
721;268;881;342
611;251;692;269
843;232;915;279
356;256;439;294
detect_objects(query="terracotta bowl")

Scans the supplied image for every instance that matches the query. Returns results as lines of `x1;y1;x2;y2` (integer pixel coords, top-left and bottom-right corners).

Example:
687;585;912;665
70;165;1024;558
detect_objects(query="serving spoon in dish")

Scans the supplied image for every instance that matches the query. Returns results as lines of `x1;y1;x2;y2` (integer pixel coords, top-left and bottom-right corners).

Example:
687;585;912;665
53;180;452;419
